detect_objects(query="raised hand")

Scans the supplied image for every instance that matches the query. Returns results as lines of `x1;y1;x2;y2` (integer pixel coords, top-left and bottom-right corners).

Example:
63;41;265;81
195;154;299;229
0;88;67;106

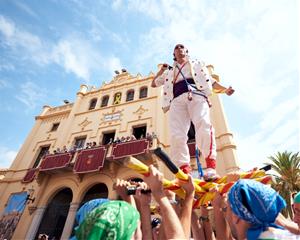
114;178;131;201
144;165;165;201
134;181;151;206
177;174;195;197
225;86;235;96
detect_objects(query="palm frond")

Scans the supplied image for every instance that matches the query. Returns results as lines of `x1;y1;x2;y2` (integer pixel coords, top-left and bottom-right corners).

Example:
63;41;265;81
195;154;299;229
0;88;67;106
265;151;300;218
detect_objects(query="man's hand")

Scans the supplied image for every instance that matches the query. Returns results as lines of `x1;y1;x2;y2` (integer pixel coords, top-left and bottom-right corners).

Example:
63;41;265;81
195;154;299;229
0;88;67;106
144;165;165;201
225;86;235;96
177;174;195;197
212;191;228;212
134;181;151;206
114;179;131;201
164;189;176;201
161;63;170;71
151;63;169;87
157;63;169;75
226;171;240;183
212;191;223;208
294;214;300;228
201;205;209;216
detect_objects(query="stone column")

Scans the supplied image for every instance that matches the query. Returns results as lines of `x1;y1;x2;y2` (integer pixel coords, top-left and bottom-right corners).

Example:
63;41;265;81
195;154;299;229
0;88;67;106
25;206;46;240
207;65;239;174
60;202;80;240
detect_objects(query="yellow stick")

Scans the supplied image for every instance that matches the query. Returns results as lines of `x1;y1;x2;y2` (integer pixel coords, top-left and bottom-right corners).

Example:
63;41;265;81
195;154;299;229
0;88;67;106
124;156;186;199
124;156;272;207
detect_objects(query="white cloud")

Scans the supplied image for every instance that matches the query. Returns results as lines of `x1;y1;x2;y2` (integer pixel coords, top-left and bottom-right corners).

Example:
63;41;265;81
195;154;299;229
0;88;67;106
86;14;127;47
1;1;298;171
127;0;162;21
0;79;11;89
52;39;93;82
105;56;122;74
0;146;17;168
0;15;15;38
13;1;38;19
0;15;123;83
52;38;122;83
86;15;104;42
236;96;299;170
237;118;299;170
264;119;298;148
112;0;122;10
15;81;47;109
123;0;299;169
89;28;102;42
0;15;50;65
0;62;15;71
259;96;299;130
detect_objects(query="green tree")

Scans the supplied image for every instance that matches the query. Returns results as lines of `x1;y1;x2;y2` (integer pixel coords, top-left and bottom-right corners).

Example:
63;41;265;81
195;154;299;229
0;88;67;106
266;151;300;218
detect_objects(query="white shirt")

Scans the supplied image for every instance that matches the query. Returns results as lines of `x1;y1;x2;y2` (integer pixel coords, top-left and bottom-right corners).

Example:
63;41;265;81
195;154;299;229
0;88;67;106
259;228;300;240
154;59;215;112
174;62;193;82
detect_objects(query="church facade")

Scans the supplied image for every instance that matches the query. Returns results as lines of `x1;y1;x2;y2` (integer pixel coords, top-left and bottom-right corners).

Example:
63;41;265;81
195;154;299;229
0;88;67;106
0;67;239;239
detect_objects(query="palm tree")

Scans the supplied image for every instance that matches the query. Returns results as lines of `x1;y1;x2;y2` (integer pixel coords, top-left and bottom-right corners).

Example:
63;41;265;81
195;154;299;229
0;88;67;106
265;151;300;218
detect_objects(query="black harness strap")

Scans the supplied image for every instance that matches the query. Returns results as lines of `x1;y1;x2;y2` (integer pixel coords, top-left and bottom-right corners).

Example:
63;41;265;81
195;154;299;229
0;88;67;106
175;65;212;107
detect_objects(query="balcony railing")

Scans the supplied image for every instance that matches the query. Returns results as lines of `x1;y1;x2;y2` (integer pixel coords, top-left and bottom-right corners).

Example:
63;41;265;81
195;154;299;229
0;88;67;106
39;152;73;171
73;146;107;174
23;139;158;181
22;168;38;183
111;139;149;160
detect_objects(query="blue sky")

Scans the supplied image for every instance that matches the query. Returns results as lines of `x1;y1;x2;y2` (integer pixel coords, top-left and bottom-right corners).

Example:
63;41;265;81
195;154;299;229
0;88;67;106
0;0;299;170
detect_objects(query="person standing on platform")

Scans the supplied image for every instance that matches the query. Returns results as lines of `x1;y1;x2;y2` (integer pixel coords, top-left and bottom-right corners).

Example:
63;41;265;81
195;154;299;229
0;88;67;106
151;43;234;179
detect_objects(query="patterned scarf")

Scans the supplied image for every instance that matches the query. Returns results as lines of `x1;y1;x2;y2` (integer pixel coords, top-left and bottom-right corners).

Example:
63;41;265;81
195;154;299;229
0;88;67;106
75;200;140;240
70;198;109;240
76;198;109;225
228;179;286;240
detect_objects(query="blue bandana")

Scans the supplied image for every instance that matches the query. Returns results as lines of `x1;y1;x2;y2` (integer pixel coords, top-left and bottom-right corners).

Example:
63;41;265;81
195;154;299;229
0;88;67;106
228;179;286;240
75;198;109;225
70;198;109;240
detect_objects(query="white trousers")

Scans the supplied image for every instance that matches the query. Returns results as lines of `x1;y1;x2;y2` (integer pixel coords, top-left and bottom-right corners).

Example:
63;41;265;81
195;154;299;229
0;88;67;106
169;92;216;167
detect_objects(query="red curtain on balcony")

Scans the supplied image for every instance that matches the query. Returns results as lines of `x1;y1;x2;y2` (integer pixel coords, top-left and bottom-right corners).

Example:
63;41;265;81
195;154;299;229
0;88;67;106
188;142;196;157
22;168;38;183
74;146;107;174
39;153;73;171
111;139;149;160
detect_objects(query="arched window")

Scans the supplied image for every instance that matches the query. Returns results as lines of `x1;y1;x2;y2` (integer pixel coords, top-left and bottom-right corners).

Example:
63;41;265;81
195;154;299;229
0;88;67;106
126;89;134;102
89;98;97;110
139;86;148;99
101;95;109;107
113;92;122;105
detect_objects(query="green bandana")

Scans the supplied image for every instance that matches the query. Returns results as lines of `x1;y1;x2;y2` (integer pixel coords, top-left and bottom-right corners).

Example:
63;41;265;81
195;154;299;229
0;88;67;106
294;192;300;203
75;200;140;240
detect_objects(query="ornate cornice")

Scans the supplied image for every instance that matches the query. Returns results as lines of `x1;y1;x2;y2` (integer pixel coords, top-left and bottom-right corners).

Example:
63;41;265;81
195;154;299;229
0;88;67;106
74;96;157;117
215;132;233;139
35;110;70;121
216;144;237;152
81;76;154;96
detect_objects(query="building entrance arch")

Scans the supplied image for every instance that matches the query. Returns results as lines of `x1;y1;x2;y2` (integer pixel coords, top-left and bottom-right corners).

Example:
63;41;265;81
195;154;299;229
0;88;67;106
35;188;72;239
69;183;108;239
80;183;108;206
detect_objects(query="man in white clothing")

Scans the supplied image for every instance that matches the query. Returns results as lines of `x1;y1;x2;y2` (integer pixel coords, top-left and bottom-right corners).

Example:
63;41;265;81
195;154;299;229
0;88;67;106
151;44;234;179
